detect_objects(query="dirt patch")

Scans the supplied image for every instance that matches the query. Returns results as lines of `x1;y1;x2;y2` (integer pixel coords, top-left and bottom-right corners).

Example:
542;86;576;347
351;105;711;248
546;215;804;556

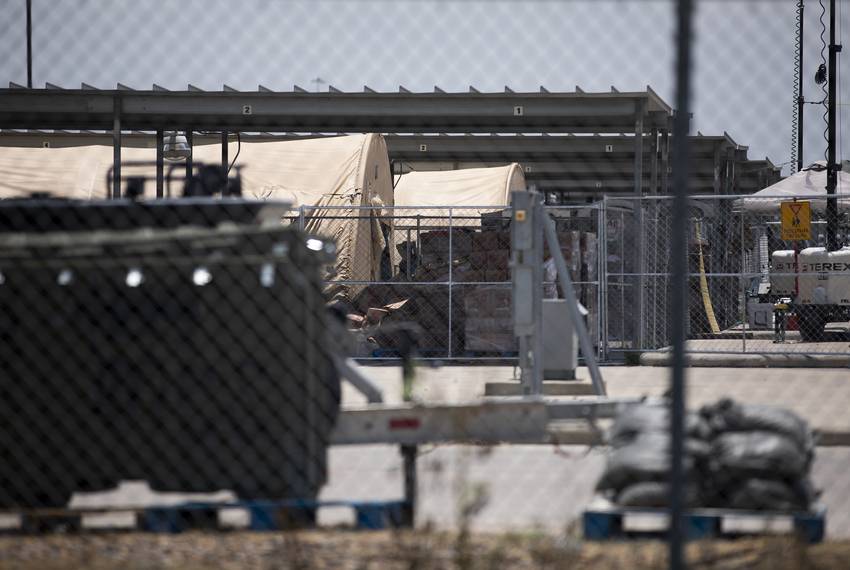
1;530;849;570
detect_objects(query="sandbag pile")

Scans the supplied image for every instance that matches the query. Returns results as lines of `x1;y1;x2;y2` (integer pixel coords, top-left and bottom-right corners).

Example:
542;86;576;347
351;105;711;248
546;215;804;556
701;399;816;511
596;404;710;508
596;399;817;512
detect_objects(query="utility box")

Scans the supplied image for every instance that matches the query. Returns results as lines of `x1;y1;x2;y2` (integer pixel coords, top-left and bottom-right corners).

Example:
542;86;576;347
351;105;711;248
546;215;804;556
747;302;775;330
543;299;581;380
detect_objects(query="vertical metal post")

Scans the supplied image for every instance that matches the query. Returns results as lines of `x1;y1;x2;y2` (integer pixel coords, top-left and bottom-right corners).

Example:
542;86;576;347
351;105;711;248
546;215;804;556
511;191;543;395
620;211;626;346
448;208;453;358
661;121;671;194
669;0;695;568
401;445;417;526
634;104;645;196
825;0;839;251
406;228;412;281
303;270;319;490
112;96;121;199
416;215;422;259
634;102;646;351
741;213;747;354
26;0;33;89
221;130;229;177
531;198;544;393
650;128;659;195
400;340;417;527
597;202;606;361
185;129;193;181
155;129;164;198
298;206;305;231
713;143;722;194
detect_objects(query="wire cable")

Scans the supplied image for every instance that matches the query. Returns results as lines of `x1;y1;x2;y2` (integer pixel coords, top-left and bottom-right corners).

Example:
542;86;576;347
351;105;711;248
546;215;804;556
791;1;803;170
227;132;241;175
818;0;829;163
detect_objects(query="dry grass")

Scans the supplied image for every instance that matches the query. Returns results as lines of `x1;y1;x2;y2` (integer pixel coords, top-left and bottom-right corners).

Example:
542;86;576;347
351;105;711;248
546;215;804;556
0;531;848;570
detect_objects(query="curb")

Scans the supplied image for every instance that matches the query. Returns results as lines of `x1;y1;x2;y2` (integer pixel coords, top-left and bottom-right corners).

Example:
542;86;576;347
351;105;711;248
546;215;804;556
484;380;603;396
639;352;850;368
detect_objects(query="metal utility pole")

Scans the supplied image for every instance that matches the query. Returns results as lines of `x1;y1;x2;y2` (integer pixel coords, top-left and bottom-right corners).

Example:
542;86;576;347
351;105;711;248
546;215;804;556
825;0;841;252
26;0;32;88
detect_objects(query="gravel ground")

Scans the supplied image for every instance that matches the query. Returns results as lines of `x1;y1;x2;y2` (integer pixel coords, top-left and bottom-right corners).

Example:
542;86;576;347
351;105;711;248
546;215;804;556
0;531;849;570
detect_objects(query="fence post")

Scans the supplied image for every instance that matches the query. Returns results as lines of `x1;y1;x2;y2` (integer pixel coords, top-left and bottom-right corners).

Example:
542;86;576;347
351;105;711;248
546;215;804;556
669;0;696;566
448;207;453;359
298;206;305;232
598;200;607;361
740;212;747;353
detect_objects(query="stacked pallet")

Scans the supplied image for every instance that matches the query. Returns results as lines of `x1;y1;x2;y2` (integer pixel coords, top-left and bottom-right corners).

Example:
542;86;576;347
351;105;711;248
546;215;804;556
359;218;598;356
462;230;512;353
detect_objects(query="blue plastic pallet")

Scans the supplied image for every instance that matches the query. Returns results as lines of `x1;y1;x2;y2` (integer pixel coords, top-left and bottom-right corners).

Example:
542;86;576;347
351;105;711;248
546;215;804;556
142;499;408;533
10;499;408;534
583;500;825;544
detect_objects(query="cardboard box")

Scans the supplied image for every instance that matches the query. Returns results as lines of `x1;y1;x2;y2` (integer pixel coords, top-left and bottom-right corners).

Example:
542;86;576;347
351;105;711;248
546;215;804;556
471;231;500;251
486;249;510;271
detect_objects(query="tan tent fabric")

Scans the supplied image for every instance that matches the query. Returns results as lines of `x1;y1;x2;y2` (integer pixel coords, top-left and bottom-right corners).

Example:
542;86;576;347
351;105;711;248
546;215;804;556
738;161;850;213
394;163;525;208
0;145;155;200
0;134;394;288
226;135;394;288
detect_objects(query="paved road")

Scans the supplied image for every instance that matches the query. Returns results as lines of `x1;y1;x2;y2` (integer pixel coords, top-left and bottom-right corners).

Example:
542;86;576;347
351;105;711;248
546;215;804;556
324;365;850;537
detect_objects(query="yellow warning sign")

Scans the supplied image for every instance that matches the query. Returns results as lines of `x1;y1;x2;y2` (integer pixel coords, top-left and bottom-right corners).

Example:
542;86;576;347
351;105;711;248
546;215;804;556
780;201;811;241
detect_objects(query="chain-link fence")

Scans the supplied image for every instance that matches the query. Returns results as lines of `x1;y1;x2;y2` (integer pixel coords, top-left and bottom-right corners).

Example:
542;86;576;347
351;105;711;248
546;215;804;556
283;204;602;361
2;0;850;568
607;194;850;359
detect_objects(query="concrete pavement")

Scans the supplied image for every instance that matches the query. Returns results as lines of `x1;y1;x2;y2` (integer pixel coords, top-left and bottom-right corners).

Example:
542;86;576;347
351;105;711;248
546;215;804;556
16;365;850;538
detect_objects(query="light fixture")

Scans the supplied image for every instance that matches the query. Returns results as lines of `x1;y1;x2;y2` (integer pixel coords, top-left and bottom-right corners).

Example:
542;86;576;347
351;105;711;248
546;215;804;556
57;269;73;286
192;267;212;286
126;268;144;288
163;131;190;161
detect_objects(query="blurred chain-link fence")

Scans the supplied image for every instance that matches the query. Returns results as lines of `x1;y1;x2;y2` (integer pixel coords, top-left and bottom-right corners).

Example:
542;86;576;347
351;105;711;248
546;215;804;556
2;0;850;568
607;193;850;358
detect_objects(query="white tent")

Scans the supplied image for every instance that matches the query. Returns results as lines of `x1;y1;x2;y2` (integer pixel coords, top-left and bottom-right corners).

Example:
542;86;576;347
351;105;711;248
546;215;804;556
394;163;526;208
0;134;394;288
738;161;850;213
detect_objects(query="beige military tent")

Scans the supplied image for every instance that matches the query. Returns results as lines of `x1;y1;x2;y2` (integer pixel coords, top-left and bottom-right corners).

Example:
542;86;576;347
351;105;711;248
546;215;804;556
394;163;526;208
0;134;394;288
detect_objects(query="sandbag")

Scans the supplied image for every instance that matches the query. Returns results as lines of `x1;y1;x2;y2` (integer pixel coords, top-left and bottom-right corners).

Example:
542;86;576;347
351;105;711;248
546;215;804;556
702;399;813;453
617;481;702;508
723;478;815;511
609;404;711;448
711;431;809;480
597;432;709;492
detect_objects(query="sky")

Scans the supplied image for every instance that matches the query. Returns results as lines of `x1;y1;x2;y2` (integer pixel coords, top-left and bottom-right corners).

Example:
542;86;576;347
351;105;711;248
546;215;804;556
0;0;848;176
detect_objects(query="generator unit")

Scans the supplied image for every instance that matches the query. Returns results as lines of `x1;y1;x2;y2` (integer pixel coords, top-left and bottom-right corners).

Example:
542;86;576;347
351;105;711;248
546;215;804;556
769;246;850;340
0;194;341;509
